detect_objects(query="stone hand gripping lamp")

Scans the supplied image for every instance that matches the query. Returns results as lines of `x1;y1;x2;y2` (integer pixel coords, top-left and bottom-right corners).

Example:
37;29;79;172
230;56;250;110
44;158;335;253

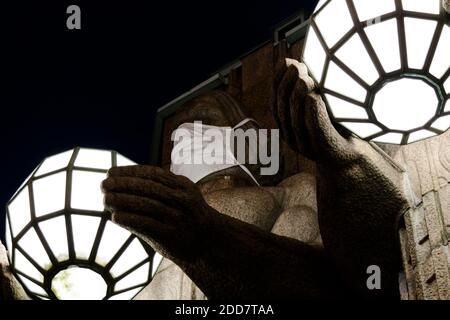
4;148;162;300
303;0;450;144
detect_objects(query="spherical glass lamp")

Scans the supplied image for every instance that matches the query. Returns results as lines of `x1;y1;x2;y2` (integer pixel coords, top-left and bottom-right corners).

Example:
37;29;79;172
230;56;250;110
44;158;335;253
4;147;163;300
303;0;450;144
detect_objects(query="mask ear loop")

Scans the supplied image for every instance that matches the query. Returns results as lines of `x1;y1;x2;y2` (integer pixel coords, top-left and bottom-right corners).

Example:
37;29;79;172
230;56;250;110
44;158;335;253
230;118;261;186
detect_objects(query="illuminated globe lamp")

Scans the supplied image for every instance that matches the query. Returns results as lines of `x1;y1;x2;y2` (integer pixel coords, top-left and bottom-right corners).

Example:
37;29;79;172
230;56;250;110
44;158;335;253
303;0;450;144
4;147;163;300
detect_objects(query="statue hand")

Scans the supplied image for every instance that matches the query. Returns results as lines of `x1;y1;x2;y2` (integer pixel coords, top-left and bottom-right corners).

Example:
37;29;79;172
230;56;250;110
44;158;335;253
276;58;370;164
0;241;29;300
277;59;411;298
102;166;347;299
102;166;212;263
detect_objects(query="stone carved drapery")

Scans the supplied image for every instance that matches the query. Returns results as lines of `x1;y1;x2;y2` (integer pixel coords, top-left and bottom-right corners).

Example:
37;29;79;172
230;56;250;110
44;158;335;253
394;130;450;300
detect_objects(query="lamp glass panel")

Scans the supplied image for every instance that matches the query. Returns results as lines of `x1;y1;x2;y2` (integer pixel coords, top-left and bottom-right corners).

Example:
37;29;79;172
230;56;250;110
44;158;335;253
17;275;47;297
8;187;31;237
315;0;353;48
116;154;136;167
52;267;107;300
335;34;379;85
341;122;382;138
95;221;131;266
39;216;69;262
71;171;106;211
444;77;450;94
152;253;163;276
353;0;396;22
444;76;450;95
408;130;437;143
5;216;13;260
110;238;148;278
430;26;450;79
431;115;450;131
33;172;66;217
365;18;401;72
445;100;450;112
324;61;367;102
373;79;438;131
14;250;43;282
303;27;327;82
18;228;52;270
71;215;101;260
75;149;111;170
109;287;143;300
35;150;73;177
325;94;368;119
404;18;437;69
373;133;404;144
115;262;150;292
6;149;153;300
402;0;441;14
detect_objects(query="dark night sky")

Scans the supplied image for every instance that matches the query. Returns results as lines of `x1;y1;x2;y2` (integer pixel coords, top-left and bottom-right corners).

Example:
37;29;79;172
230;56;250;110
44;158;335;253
1;0;318;240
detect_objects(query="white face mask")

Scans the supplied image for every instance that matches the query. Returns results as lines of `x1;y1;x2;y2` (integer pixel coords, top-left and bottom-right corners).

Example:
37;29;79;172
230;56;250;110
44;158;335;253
170;119;259;185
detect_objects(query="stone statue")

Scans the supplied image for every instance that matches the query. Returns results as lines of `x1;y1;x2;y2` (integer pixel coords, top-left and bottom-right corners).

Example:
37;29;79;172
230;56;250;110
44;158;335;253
1;59;411;300
2;1;449;299
102;58;416;300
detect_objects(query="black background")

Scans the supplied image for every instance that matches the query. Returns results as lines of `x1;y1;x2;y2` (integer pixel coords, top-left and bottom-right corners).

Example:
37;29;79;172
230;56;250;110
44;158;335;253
1;0;318;241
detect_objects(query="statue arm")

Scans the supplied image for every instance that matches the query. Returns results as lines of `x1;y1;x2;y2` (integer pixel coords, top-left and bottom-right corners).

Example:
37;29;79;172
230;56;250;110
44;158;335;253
102;166;346;300
182;210;344;300
276;60;410;298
